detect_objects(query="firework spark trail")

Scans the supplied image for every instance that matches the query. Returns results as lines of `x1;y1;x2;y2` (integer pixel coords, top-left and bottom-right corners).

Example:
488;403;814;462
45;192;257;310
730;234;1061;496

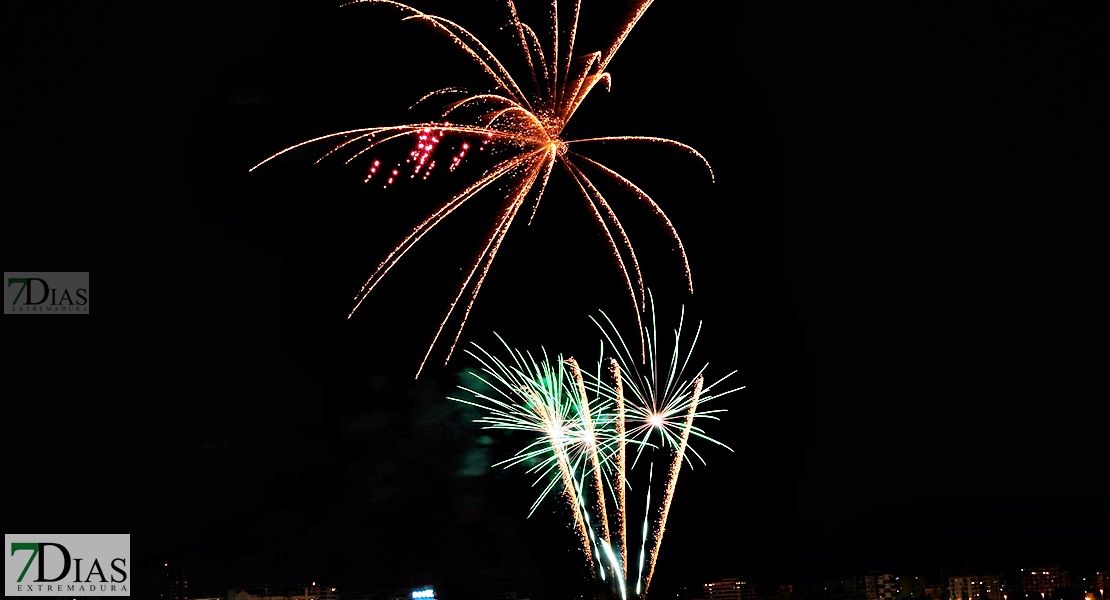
643;374;702;597
567;357;611;546
561;157;646;307
559;0;583;109
352;1;531;106
610;356;629;583
546;0;559;105
425;153;550;377
598;0;654;73
526;144;558;226
577;477;605;579
506;0;543;101
561;156;646;356
348;151;536;315
567;136;715;182
635;463;653;597
559;50;599;117
532;394;595;569
569;151;694;292
566;71;612;122
250;122;532;173
522;24;550;99
252;0;715;377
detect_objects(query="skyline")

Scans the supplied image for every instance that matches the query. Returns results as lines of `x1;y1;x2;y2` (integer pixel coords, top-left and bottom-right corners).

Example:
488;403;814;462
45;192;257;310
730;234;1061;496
169;559;1108;599
3;0;1107;599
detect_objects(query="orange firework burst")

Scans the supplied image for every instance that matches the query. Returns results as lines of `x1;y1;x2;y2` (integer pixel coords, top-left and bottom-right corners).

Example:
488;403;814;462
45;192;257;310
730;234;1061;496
250;0;714;377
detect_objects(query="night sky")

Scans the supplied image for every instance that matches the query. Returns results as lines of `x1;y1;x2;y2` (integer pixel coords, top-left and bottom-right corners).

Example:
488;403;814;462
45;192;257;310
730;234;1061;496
5;0;1107;598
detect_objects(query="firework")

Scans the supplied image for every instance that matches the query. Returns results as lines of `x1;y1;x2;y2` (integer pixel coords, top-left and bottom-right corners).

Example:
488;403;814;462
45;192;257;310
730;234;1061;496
451;295;742;598
250;0;714;377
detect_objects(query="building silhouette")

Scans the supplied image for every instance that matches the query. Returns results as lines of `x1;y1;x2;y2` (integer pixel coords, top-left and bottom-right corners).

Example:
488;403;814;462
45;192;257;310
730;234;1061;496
863;574;898;600
157;560;189;600
948;574;1003;600
704;578;759;600
1021;567;1070;599
228;582;337;600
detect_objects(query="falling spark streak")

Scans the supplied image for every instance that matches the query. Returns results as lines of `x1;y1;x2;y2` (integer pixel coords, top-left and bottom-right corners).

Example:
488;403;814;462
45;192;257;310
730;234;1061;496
423;153;549;379
610;356;629;583
533;394;595;569
642;374;701;599
567;152;693;293
451;300;740;597
250;0;713;377
346;152;536;326
602;537;628;600
598;0;655;74
560;156;646;353
562;156;646;307
506;0;542;100
567;357;610;546
546;0;559;105
635;463;653;597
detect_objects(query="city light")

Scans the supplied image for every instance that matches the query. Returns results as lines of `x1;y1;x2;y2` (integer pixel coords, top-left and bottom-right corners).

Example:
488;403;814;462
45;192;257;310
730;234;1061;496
412;589;435;599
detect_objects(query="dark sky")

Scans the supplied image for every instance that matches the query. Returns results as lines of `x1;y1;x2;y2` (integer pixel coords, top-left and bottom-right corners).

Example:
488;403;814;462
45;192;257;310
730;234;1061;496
4;0;1107;598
